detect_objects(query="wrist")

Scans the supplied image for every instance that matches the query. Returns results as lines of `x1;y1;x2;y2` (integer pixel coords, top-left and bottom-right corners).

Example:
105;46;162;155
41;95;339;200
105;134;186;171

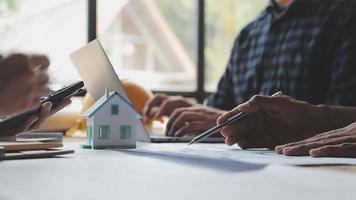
314;104;333;132
315;104;356;132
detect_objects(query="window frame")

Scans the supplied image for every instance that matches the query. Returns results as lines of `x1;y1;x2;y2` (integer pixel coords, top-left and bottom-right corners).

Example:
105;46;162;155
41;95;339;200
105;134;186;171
120;125;132;139
98;125;111;139
110;104;119;115
88;0;208;103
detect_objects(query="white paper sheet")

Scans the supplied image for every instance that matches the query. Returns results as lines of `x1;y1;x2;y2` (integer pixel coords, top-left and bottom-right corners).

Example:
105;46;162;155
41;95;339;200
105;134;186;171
127;142;356;166
1;145;356;200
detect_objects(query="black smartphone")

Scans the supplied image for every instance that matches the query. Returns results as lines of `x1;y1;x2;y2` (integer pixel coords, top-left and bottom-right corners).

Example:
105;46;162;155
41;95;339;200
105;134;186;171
0;81;85;135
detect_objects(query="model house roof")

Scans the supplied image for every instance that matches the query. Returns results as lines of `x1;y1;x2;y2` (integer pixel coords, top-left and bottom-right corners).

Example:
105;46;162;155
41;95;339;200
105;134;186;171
82;91;141;118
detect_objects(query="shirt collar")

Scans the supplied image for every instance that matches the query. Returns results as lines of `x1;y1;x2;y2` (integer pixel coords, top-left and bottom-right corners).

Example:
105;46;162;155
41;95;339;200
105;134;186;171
267;0;298;21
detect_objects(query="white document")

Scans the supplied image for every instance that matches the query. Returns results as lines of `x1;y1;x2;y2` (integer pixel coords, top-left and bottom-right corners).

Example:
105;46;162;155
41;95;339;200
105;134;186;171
128;142;356;166
1;145;356;200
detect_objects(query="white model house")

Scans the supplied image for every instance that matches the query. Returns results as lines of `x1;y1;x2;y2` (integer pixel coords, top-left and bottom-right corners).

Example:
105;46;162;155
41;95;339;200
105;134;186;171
82;89;140;149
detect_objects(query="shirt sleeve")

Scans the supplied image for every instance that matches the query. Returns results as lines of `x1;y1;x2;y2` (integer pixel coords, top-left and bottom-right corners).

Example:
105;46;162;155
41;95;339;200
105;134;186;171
205;36;240;111
325;13;356;106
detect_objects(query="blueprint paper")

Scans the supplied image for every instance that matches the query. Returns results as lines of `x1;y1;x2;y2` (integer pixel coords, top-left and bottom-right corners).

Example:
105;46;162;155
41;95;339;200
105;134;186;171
130;142;356;165
1;145;356;200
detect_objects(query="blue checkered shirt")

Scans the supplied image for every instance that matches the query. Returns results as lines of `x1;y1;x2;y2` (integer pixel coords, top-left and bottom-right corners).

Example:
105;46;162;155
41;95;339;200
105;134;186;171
206;0;356;110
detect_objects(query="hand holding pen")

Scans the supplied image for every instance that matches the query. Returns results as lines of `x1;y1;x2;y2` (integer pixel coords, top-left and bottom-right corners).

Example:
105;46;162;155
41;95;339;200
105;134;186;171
188;92;283;145
214;92;326;151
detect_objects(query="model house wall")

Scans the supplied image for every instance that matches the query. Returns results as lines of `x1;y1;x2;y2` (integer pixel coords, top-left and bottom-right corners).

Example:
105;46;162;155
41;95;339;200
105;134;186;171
84;92;139;149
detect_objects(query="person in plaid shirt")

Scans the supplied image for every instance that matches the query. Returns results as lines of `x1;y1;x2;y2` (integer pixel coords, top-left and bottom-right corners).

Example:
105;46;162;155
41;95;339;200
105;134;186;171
143;0;356;137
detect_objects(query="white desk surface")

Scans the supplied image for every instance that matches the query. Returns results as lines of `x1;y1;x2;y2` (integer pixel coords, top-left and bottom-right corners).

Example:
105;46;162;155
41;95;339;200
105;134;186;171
1;139;356;200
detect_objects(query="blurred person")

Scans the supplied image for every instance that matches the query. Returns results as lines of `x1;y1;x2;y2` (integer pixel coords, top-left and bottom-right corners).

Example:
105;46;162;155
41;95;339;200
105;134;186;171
144;0;356;137
0;54;50;116
0;53;71;136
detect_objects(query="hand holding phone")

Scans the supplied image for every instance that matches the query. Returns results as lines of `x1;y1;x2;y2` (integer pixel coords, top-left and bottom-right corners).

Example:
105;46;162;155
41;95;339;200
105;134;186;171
0;81;85;136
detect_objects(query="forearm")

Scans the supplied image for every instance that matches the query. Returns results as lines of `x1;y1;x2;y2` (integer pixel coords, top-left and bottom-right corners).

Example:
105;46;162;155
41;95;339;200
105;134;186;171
317;104;356;132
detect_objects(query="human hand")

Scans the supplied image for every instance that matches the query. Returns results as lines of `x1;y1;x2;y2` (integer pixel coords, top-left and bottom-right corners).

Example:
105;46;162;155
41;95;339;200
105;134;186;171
0;54;50;116
1;99;72;136
165;105;225;137
143;94;194;124
28;54;50;70
217;95;327;149
275;122;356;157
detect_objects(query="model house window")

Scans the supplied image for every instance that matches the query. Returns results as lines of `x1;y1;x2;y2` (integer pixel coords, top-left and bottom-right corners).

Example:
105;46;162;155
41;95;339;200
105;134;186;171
120;125;132;139
111;104;119;115
99;125;111;139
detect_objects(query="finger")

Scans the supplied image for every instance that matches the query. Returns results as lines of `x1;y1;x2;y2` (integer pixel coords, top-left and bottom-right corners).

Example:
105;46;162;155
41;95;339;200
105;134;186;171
165;108;184;135
166;107;193;135
27;97;42;110
275;145;286;154
275;141;304;154
41;102;52;118
35;85;50;97
236;140;261;149
237;95;291;113
282;135;356;156
276;140;311;154
169;111;206;136
153;100;176;118
310;143;356;158
18;115;39;133
282;136;356;156
225;134;239;146
217;107;240;124
143;95;167;118
220;116;250;139
143;107;159;124
49;98;72;115
28;102;53;130
26;74;49;107
37;101;52;124
30;55;50;69
35;70;50;86
221;115;258;147
276;128;347;153
275;131;336;153
174;121;208;137
224;134;261;147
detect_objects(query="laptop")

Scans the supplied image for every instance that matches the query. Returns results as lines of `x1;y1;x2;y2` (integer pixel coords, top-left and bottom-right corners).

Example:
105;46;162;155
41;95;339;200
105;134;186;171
70;39;224;143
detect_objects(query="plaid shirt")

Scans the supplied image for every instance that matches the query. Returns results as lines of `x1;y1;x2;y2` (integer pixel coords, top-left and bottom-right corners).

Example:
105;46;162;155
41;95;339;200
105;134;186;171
206;0;356;110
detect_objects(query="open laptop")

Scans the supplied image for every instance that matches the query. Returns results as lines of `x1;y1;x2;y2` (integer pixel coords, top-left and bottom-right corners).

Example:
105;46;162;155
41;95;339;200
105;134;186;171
70;39;224;143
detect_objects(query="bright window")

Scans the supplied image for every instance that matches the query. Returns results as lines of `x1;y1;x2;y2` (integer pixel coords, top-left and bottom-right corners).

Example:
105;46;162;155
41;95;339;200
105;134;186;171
97;0;268;93
0;0;87;85
97;0;197;92
205;0;269;91
0;0;269;99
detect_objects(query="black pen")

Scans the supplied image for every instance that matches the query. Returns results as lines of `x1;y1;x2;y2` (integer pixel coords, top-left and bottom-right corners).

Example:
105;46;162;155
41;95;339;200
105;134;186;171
188;91;283;145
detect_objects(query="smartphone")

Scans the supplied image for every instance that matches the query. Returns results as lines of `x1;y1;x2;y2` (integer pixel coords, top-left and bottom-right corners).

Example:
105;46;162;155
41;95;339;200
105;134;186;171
0;81;85;135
